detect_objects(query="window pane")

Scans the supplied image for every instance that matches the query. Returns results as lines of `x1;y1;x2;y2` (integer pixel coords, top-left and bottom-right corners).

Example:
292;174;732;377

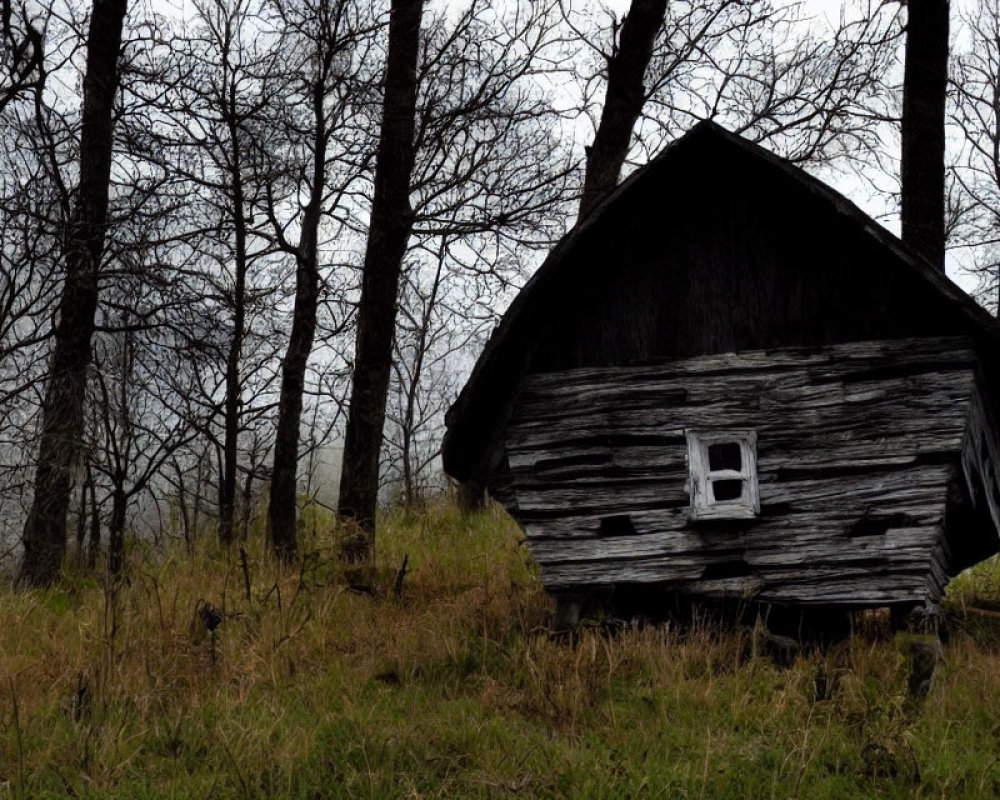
712;479;743;502
708;442;742;472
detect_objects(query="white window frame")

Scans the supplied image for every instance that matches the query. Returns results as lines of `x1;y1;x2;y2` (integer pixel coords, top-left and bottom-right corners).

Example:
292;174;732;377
686;430;759;520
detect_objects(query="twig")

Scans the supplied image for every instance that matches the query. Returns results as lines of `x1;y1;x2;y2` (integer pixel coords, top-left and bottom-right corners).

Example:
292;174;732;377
392;554;409;600
217;728;251;799
9;676;25;800
239;546;251;604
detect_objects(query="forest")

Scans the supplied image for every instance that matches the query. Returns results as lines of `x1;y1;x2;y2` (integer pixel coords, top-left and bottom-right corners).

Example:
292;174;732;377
3;0;996;585
4;0;1000;797
0;0;984;580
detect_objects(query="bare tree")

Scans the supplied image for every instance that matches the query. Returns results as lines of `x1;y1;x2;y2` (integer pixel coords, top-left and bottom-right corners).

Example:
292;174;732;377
408;1;573;247
0;1;94;567
384;241;457;507
131;0;288;547
575;0;667;218
901;0;950;270
951;0;1000;309
565;0;901;192
0;0;44;114
204;0;272;547
338;0;575;555
0;147;63;420
337;0;423;559
165;448;210;551
264;0;377;562
19;0;129;587
87;311;198;576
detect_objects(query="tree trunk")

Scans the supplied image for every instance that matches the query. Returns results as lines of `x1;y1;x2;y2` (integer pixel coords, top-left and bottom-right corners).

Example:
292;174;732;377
578;0;667;220
268;251;318;561
401;426;415;507
337;0;423;560
107;484;126;578
456;479;487;515
74;473;88;565
218;141;248;547
399;251;443;509
267;65;328;563
239;458;256;541
191;453;204;548
86;470;100;570
175;461;192;552
18;0;129;588
900;0;949;271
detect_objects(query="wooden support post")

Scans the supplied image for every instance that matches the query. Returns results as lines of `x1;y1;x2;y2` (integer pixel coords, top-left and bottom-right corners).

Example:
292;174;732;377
552;593;583;632
764;632;800;668
893;601;943;697
907;636;941;698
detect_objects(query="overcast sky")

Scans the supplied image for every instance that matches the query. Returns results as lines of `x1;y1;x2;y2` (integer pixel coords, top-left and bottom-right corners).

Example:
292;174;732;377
155;0;981;296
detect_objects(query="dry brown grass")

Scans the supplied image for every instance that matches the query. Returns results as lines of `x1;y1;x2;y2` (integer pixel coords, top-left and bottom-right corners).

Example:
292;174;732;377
1;502;1000;798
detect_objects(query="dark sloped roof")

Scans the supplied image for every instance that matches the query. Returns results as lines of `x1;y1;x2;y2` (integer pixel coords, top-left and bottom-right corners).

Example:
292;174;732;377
442;120;1000;481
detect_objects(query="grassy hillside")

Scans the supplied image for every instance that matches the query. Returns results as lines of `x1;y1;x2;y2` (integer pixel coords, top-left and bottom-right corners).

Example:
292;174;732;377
2;501;1000;799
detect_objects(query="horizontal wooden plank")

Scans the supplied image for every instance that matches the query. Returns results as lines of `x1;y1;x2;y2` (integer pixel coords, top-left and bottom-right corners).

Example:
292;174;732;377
515;337;976;403
539;557;935;603
508;386;970;454
522;503;948;543
529;525;941;568
509;436;967;486
513;464;951;521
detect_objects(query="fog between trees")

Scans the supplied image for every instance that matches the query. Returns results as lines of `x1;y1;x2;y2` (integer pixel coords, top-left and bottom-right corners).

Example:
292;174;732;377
0;0;993;583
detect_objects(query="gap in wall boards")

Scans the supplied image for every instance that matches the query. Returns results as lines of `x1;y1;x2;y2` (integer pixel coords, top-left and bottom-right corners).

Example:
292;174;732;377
599;515;637;537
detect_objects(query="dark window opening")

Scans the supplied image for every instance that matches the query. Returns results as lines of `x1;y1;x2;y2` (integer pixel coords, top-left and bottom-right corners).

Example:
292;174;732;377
708;442;742;472
711;479;743;502
599;514;637;537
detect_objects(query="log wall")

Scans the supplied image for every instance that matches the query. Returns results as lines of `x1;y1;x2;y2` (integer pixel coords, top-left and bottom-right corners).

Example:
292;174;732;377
503;337;990;606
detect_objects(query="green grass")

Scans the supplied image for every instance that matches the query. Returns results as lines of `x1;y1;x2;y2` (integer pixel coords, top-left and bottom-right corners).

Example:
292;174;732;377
2;501;1000;798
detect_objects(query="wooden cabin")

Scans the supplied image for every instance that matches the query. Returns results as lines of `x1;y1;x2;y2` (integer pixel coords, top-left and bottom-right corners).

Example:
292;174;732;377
441;121;1000;628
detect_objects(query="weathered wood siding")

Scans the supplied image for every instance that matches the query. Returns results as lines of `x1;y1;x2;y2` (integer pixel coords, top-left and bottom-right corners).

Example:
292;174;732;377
504;337;987;606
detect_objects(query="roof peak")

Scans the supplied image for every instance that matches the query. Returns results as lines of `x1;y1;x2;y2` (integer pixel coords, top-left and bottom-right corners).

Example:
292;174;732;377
442;121;1000;481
